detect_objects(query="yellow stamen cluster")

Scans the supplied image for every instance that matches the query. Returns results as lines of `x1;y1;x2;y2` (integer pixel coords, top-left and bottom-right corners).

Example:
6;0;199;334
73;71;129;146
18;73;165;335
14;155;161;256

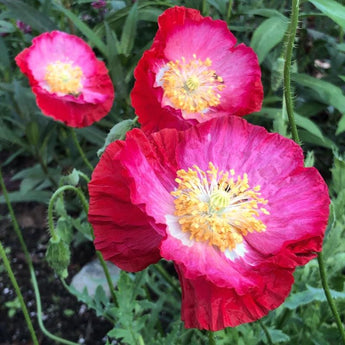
45;60;83;95
160;54;225;113
171;162;269;252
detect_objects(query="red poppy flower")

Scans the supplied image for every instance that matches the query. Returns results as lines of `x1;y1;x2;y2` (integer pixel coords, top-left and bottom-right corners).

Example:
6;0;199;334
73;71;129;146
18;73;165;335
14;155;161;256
131;6;263;133
88;116;329;330
15;31;114;127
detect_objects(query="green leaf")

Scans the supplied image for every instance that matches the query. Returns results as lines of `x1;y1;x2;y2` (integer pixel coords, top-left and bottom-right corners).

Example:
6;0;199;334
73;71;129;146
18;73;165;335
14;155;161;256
304;151;315;167
76;126;106;146
284;285;345;309
293;73;345;113
120;2;138;56
25;121;40;147
294;112;324;141
0;0;56;32
309;0;345;29
97;119;136;157
0;36;10;71
299;129;335;149
250;16;288;63
63;169;80;187
0;190;51;204
331;150;345;192
56;218;73;244
254;107;325;141
336;114;345;135
244;8;287;19
53;3;107;57
263;329;290;343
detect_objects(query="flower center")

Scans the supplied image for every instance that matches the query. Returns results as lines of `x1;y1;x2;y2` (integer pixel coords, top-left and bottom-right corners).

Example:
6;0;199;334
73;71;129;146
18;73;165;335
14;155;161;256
160;54;225;113
44;60;83;95
171;162;269;252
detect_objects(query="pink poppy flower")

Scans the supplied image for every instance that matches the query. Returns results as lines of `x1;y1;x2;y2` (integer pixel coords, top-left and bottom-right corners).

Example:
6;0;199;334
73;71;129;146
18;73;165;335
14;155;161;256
131;6;263;133
15;31;114;128
88;116;329;330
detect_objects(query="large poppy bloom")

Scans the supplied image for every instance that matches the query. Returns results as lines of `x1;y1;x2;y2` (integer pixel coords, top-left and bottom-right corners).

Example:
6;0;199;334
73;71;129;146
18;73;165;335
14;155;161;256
131;6;263;133
88;116;329;330
16;31;114;127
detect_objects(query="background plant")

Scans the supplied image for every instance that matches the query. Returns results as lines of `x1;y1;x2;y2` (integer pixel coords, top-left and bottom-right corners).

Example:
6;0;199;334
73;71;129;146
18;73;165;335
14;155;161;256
0;0;345;344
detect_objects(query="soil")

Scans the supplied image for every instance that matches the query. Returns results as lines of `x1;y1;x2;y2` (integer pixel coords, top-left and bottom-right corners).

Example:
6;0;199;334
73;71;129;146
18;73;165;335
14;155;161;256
0;155;113;345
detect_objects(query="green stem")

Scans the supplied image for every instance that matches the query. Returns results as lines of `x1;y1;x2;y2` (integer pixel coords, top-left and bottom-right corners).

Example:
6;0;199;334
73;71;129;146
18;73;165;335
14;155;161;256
78;170;90;183
227;0;233;23
0;168;79;345
30;266;79;345
258;319;273;345
0;241;39;345
0;168;31;263
96;251;118;307
47;185;118;306
153;263;181;295
317;252;345;345
47;185;89;240
202;0;209;16
208;331;217;345
283;0;300;144
70;128;94;172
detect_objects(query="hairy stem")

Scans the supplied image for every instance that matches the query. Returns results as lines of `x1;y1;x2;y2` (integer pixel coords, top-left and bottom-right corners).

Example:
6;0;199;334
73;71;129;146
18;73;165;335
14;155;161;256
153;262;181;295
317;252;345;345
0;168;79;344
227;0;233;23
283;0;300;144
70;128;94;171
47;185;118;306
0;241;39;345
258;319;273;345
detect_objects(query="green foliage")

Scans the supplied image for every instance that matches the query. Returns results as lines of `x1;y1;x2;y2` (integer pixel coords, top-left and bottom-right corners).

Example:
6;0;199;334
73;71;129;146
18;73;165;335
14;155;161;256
250;15;289;63
309;0;345;30
5;297;21;318
1;0;345;344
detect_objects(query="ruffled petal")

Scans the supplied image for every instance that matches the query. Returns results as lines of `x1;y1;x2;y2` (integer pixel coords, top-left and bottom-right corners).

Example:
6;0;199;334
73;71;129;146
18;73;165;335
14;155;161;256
131;6;263;134
175;264;294;330
15;31;114;127
88;140;162;272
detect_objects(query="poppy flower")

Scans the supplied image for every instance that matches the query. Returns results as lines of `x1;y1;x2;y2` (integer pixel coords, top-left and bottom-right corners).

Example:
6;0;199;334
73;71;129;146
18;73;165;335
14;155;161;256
88;116;329;330
15;30;114;127
131;6;263;133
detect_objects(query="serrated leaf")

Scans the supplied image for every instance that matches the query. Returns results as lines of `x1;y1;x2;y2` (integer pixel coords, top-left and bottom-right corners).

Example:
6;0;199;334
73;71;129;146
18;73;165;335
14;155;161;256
293;73;345;113
250;16;288;63
284;285;345;309
71;218;93;241
309;0;345;30
56;217;73;244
